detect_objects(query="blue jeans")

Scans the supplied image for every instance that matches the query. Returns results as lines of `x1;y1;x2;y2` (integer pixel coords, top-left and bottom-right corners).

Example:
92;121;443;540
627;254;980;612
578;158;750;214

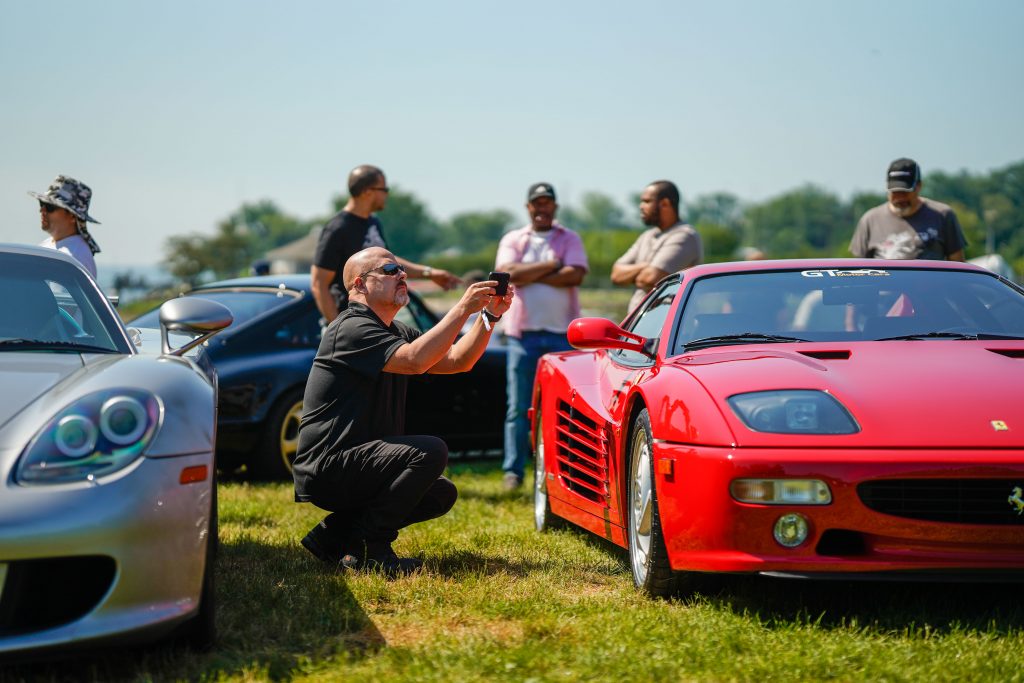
503;331;572;479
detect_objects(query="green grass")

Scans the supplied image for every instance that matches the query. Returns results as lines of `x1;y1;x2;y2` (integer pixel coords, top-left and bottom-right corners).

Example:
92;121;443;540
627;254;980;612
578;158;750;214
8;461;1024;682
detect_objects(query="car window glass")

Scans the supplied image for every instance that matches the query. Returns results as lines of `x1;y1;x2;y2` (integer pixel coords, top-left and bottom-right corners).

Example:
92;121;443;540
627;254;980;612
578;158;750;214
273;308;323;348
674;268;1024;351
614;282;679;363
0;253;123;352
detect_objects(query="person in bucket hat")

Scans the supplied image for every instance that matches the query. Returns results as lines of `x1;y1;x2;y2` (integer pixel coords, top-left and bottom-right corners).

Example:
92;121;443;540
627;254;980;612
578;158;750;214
29;175;101;277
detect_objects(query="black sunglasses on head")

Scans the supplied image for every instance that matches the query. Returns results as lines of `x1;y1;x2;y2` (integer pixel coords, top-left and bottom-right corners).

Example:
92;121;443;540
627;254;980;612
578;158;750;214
360;262;406;279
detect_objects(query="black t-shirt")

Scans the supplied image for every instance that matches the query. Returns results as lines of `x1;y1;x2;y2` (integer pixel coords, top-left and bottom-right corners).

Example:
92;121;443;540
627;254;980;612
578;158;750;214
293;302;420;501
312;211;388;310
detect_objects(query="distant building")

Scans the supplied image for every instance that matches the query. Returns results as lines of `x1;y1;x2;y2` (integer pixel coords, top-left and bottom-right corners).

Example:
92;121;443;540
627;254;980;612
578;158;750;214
264;227;321;274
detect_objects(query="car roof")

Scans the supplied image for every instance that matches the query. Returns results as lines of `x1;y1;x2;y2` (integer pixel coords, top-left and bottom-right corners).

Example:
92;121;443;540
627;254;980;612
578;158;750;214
0;242;91;271
680;258;989;278
192;274;313;294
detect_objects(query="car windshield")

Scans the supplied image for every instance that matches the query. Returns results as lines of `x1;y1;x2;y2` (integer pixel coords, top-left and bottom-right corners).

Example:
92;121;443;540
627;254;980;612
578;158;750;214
130;288;297;331
674;267;1024;352
0;252;125;353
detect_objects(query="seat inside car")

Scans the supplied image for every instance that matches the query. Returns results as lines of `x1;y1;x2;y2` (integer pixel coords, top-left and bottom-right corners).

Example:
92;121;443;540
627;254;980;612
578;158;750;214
0;277;61;340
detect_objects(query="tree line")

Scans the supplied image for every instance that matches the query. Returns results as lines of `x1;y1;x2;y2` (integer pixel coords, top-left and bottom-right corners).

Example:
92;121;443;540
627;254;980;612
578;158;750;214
164;159;1024;287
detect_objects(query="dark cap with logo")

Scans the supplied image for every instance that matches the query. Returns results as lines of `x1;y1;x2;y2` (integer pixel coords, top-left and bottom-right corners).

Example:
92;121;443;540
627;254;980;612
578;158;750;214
887;158;921;191
527;182;556;203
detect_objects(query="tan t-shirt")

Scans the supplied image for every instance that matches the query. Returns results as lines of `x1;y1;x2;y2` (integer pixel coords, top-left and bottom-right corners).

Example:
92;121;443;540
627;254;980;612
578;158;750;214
615;222;702;312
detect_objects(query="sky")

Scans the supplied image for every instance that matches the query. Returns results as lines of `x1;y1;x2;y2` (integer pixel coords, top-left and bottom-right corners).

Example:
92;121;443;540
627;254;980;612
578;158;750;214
1;0;1022;267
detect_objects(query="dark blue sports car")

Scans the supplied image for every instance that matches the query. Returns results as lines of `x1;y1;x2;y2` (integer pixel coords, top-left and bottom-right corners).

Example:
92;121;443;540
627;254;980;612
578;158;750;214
129;275;507;479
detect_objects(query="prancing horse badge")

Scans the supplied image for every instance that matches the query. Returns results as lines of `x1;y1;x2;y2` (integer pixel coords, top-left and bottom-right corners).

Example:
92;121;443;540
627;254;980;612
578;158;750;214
991;420;1009;431
1009;486;1024;516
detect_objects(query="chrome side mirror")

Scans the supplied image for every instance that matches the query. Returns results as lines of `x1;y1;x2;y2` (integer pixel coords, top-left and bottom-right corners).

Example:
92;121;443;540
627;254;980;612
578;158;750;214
158;298;233;356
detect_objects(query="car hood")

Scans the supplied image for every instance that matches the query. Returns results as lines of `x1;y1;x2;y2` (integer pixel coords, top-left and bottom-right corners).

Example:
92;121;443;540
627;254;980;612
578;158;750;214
0;353;88;431
670;342;1024;448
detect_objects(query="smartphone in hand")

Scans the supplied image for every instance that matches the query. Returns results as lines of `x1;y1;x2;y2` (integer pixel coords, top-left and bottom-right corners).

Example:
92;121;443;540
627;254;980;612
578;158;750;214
487;271;511;296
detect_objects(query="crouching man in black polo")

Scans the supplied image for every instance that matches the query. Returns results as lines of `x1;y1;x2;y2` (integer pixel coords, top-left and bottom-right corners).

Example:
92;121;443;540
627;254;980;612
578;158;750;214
293;246;513;576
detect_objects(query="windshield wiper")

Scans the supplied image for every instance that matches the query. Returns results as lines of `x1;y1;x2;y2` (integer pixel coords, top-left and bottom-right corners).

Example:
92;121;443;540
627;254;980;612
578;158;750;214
683;333;810;351
875;331;1024;342
874;331;977;341
0;339;115;353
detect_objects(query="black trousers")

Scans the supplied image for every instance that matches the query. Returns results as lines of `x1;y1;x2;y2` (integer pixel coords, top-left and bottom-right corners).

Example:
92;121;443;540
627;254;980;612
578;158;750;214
307;435;457;545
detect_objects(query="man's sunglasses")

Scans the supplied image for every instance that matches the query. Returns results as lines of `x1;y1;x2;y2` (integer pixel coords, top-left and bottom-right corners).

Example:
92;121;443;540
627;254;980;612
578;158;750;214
39;202;60;214
359;262;406;279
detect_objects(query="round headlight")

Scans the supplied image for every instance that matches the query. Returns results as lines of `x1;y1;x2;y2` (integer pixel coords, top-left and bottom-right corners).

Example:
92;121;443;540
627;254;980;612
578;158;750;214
55;415;98;458
773;513;810;548
99;396;147;445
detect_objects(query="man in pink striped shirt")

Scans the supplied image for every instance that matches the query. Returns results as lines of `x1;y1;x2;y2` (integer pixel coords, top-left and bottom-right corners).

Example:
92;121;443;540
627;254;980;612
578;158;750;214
494;183;589;490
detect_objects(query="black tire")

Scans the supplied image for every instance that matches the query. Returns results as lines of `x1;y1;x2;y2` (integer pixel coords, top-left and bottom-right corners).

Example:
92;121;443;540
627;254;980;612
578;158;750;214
626;408;677;597
179;469;217;649
533;404;565;532
249;387;304;480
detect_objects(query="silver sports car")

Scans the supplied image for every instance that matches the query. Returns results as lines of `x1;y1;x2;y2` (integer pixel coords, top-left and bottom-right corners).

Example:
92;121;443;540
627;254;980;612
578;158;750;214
0;244;231;655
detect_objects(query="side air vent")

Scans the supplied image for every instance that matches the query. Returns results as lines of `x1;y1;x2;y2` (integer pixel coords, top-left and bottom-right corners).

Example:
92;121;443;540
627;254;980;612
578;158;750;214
554;399;609;504
989;348;1024;359
798;350;851;360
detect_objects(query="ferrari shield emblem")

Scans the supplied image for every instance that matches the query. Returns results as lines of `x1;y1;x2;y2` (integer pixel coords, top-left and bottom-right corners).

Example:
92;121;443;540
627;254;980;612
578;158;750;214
1009;487;1024;516
991;420;1009;431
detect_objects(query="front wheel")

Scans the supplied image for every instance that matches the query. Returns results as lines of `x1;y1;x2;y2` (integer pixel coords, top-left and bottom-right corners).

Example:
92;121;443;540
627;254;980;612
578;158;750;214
626;408;677;597
533;404;564;532
250;388;304;480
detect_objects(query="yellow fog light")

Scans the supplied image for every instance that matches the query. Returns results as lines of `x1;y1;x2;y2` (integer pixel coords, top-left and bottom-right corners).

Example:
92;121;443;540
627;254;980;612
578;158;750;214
731;479;832;505
773;513;809;548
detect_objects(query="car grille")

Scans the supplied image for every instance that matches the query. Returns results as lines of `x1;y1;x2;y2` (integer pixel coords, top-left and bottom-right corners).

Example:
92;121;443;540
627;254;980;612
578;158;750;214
0;556;115;636
858;479;1024;525
554;399;609;504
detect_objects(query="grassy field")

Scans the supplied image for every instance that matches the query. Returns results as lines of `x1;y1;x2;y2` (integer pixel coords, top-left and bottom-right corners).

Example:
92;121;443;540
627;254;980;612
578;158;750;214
7;461;1024;682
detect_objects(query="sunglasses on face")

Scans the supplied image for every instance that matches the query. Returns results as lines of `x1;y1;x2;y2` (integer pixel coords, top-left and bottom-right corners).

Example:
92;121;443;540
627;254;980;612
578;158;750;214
360;262;406;279
40;202;59;214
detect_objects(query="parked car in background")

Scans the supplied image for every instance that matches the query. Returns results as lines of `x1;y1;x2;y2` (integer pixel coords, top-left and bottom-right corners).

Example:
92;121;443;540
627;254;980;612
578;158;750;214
533;259;1024;597
0;244;230;655
129;275;507;479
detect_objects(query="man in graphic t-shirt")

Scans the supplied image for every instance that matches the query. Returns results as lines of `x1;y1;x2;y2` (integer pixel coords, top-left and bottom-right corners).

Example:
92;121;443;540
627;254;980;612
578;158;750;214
849;158;967;261
311;164;460;322
494;182;589;490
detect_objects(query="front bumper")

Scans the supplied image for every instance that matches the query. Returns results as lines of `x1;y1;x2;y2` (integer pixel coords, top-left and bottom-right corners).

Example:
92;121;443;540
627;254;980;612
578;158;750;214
0;450;212;654
652;443;1024;576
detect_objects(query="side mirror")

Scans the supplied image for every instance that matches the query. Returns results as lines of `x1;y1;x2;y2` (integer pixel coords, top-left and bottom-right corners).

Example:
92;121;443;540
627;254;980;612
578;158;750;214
158;297;233;356
567;317;651;356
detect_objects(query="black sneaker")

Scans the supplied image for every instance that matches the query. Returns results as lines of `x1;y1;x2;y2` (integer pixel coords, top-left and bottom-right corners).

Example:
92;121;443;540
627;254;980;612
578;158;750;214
346;540;423;577
300;520;344;565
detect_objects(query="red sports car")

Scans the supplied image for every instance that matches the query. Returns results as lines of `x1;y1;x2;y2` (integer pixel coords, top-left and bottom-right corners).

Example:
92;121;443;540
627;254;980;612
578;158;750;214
531;259;1024;596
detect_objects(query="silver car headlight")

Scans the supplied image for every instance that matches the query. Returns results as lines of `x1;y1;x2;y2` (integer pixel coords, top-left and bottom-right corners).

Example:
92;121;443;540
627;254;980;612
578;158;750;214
16;389;161;485
727;390;859;434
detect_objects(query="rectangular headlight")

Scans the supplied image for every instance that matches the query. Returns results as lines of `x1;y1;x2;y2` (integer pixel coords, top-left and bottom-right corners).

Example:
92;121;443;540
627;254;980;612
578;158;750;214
727;390;859;434
731;479;832;505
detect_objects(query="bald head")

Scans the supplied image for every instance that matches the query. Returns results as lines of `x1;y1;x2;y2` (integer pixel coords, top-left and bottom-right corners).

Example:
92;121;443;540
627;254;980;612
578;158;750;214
344;247;394;291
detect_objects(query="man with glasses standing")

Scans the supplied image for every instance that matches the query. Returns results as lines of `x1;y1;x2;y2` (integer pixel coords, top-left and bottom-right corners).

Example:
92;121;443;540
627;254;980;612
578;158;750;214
311;164;460;323
295;247;513;575
29;175;101;278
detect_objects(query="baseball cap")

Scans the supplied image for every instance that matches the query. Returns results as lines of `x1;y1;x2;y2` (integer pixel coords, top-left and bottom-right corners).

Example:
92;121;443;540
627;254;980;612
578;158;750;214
527;182;556;203
887;158;921;191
